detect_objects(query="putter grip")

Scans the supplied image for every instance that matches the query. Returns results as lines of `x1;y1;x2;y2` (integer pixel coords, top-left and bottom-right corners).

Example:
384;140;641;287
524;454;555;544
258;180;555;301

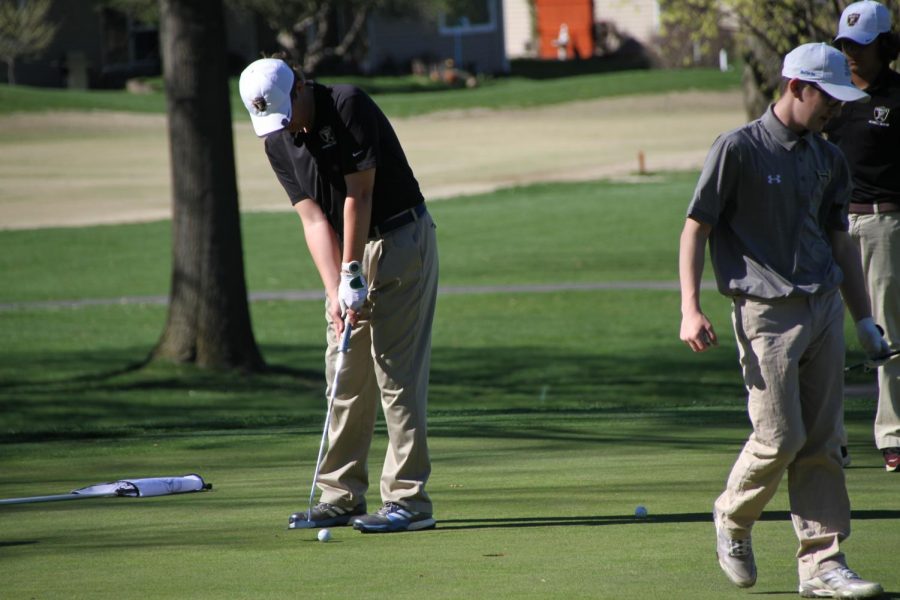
339;318;352;353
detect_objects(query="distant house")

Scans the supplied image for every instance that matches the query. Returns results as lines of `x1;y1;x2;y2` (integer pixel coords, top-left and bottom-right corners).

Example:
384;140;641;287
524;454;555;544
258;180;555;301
365;0;507;75
503;0;660;59
4;1;266;88
6;1;507;89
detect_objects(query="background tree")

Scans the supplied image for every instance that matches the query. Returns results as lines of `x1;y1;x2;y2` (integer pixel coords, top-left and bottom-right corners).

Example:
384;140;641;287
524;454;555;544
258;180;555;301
0;0;58;85
237;0;448;75
95;0;159;23
153;0;264;371
660;0;900;120
97;0;452;76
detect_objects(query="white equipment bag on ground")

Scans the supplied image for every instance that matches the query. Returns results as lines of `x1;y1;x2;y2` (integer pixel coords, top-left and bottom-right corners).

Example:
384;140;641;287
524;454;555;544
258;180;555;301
0;473;211;505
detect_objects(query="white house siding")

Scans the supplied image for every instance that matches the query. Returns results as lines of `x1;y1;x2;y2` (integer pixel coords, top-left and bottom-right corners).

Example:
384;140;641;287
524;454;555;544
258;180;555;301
503;0;534;58
594;0;660;44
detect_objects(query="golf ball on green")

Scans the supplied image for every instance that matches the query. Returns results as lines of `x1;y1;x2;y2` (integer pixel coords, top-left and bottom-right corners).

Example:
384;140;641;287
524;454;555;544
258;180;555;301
635;505;648;518
317;528;332;542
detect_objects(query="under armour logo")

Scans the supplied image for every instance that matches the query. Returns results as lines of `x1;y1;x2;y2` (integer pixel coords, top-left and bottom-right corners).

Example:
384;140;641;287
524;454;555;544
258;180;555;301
767;174;782;184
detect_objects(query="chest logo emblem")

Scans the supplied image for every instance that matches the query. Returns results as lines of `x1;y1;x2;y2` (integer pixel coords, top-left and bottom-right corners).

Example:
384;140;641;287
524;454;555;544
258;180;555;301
767;174;782;184
868;106;891;128
319;126;337;148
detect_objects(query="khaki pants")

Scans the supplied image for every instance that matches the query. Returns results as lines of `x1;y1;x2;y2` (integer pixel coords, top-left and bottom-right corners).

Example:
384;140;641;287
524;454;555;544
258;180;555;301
715;290;850;581
318;210;438;514
850;212;900;450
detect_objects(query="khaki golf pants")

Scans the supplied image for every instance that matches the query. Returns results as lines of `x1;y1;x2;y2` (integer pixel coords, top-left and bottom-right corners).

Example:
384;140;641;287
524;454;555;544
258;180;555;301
850;212;900;450
318;210;438;514
715;290;850;581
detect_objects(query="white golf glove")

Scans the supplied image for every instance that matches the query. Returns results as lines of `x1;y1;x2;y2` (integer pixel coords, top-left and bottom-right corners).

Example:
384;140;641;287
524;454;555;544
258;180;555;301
855;317;890;366
338;260;367;313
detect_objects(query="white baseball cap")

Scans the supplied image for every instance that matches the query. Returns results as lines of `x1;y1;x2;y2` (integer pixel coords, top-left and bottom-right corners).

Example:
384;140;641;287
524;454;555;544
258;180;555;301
782;43;869;102
835;1;891;46
239;59;295;137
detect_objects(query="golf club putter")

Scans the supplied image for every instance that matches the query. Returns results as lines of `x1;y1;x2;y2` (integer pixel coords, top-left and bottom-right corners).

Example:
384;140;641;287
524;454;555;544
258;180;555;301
845;348;900;373
301;316;352;528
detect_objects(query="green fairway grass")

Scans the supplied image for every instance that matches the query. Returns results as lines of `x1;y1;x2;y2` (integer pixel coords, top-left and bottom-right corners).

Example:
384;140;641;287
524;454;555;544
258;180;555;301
0;67;740;118
0;174;893;598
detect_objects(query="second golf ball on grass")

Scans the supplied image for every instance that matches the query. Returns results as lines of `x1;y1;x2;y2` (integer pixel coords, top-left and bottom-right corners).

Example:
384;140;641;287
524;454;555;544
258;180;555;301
317;528;332;542
634;505;648;518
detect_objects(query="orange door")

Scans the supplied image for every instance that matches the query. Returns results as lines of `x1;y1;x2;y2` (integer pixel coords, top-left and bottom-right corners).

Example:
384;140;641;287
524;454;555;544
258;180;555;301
534;0;594;59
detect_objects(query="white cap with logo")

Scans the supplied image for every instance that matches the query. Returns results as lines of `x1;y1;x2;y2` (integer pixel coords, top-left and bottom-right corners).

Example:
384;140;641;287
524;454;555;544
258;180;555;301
835;1;891;46
239;58;295;137
782;43;869;103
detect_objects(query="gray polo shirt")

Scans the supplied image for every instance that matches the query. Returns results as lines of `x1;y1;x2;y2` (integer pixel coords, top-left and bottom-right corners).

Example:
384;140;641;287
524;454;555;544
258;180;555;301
687;106;852;300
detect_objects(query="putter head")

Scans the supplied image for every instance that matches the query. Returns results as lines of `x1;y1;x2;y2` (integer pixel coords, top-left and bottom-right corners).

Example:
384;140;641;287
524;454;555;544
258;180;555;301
287;512;317;529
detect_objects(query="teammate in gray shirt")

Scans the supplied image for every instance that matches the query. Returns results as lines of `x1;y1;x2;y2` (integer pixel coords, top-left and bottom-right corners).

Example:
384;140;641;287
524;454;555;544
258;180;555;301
679;43;889;599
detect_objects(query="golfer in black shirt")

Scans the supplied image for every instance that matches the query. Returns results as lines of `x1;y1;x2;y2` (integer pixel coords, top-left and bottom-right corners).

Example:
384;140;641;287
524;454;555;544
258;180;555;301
240;58;439;533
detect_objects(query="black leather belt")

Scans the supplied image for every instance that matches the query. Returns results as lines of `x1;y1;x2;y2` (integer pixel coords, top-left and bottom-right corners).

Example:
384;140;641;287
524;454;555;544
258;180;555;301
370;203;426;238
850;201;900;214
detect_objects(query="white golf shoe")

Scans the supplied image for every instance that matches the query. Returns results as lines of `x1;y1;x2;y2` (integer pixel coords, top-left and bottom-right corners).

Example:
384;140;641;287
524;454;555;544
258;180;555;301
714;511;757;588
799;567;883;599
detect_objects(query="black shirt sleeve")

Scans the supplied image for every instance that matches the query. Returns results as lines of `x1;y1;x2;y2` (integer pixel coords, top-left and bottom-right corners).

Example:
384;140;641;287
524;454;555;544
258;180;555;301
265;133;308;205
334;89;380;175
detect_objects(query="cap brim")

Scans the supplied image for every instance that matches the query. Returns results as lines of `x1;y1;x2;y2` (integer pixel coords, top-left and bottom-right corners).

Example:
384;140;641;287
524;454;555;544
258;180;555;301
834;32;879;45
818;81;869;103
249;112;291;137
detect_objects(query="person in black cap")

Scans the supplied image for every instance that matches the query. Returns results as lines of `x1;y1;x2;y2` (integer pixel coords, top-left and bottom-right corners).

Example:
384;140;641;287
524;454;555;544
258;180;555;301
239;57;438;533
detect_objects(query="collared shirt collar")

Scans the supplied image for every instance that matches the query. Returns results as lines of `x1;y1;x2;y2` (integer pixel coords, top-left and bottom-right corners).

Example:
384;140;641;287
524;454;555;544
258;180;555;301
864;66;893;94
761;104;809;151
291;80;321;146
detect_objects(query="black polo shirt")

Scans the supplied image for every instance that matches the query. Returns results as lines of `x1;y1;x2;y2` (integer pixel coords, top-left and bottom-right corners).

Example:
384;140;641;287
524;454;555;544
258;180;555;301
264;82;424;237
824;67;900;204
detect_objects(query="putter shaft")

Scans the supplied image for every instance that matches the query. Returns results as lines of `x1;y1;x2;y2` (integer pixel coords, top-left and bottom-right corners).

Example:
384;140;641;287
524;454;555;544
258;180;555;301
844;348;900;372
306;317;353;523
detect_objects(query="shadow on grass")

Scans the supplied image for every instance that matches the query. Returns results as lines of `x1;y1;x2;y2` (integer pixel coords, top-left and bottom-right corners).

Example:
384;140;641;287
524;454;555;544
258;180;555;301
436;510;900;531
0;540;39;548
0;344;323;390
0;342;876;444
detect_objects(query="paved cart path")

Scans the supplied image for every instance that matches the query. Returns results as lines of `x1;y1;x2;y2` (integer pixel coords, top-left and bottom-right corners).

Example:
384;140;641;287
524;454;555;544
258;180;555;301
0;280;717;312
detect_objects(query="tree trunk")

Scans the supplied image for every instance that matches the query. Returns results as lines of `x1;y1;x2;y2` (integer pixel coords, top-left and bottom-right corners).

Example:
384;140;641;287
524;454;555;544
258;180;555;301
740;62;770;122
739;34;782;123
154;0;264;371
6;58;14;85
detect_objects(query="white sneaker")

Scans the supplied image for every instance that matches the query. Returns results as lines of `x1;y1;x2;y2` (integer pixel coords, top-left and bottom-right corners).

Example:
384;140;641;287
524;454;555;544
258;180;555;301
714;510;757;588
799;567;883;598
